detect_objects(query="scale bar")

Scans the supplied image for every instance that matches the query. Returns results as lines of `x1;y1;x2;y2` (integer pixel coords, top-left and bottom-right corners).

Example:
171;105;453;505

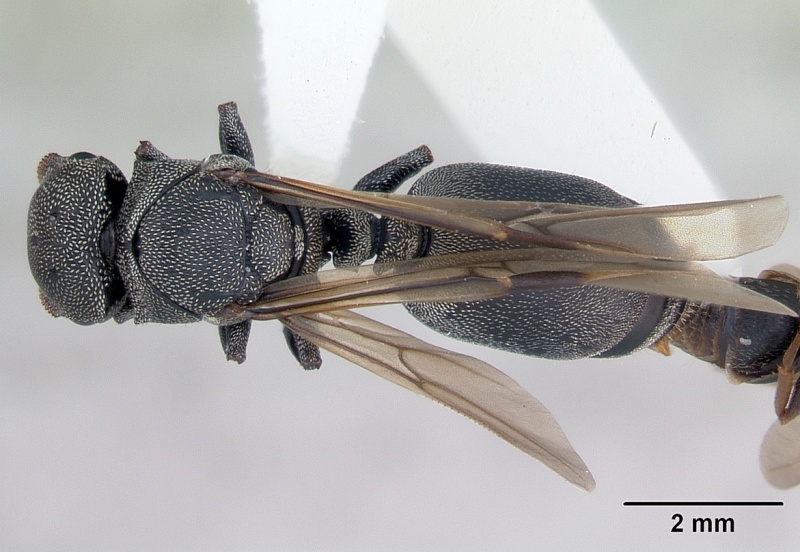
623;501;783;507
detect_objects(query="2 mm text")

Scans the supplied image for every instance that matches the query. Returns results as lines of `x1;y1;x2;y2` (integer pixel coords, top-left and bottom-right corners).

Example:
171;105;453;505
671;513;734;533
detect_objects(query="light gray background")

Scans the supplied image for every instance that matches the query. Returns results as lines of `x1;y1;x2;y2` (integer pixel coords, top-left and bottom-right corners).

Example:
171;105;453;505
2;1;799;550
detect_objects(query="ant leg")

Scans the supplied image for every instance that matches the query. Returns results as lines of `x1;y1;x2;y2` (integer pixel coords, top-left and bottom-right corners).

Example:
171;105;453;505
354;145;433;192
218;102;255;165
759;270;800;423
219;320;252;364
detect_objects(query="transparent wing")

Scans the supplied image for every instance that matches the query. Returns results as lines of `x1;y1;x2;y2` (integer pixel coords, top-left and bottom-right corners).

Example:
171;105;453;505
233;248;795;321
223;169;787;261
282;309;596;491
344;194;788;260
506;196;788;261
760;418;800;489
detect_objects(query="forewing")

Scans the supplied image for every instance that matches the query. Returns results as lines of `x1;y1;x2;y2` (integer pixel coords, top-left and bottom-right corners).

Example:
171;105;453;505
227;169;787;261
344;194;788;261
282;309;596;491
509;196;788;261
241;248;796;320
760;418;800;489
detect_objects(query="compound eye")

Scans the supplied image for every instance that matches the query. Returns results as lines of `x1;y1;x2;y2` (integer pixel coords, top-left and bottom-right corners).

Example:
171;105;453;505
69;151;98;161
28;153;129;324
